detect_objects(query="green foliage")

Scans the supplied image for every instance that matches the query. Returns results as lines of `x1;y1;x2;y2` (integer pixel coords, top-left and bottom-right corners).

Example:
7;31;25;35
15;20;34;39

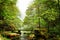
0;0;21;31
0;0;21;40
23;0;60;39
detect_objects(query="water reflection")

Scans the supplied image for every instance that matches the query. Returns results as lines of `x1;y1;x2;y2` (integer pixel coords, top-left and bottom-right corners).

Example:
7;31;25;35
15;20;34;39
20;31;29;40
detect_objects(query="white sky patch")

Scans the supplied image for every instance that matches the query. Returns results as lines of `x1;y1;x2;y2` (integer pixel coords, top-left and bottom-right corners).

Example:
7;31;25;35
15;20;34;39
16;0;33;21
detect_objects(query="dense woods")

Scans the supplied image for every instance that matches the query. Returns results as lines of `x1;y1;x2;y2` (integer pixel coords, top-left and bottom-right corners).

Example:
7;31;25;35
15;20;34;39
23;0;60;40
0;0;22;40
0;0;60;40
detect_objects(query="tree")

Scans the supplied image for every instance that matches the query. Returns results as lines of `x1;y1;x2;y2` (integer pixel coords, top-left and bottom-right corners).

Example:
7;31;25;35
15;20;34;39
23;0;60;39
0;0;22;31
0;0;21;40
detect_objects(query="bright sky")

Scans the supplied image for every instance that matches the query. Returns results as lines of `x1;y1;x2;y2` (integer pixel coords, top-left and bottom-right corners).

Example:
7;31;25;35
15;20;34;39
16;0;33;21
